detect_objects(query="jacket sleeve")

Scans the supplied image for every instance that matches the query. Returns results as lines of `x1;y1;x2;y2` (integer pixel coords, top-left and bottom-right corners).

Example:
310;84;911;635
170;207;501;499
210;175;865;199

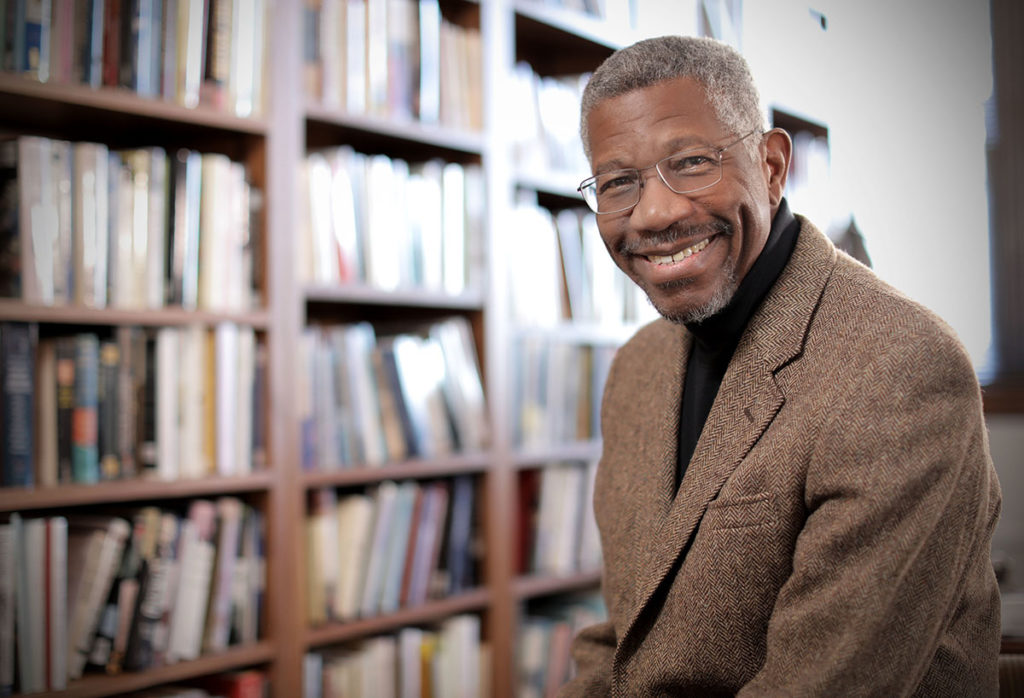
558;618;616;696
738;328;1002;696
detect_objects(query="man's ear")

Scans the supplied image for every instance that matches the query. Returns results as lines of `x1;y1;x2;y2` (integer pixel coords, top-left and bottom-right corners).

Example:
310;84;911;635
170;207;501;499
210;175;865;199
763;128;792;209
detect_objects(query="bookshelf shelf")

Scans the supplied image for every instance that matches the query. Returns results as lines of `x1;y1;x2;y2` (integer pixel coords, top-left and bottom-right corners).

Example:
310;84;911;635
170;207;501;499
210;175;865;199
515;168;582;202
513;570;602;600
31;642;276;698
305;104;486;160
304;589;491;650
0;300;271;328
514;440;603;468
302;453;491;489
303;284;485;313
0;72;267;141
0;473;275;513
513;3;624;74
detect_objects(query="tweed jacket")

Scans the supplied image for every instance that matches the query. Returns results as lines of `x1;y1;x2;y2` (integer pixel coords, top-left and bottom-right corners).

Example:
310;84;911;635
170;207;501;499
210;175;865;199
561;218;1002;697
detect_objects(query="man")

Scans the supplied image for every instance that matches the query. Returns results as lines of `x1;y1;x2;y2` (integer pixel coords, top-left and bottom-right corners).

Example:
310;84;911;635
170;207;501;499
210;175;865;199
561;35;1002;696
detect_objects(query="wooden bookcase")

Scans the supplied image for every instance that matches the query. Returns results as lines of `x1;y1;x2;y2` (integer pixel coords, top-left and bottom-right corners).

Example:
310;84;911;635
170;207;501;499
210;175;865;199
0;2;682;697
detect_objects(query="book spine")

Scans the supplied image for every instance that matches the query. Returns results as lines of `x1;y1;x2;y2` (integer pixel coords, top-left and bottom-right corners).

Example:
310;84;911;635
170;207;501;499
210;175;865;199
1;322;35;488
71;333;100;484
0;522;13;694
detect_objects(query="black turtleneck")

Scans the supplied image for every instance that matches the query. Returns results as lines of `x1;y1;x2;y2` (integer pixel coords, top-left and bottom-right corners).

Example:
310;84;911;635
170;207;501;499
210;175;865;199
676;199;799;490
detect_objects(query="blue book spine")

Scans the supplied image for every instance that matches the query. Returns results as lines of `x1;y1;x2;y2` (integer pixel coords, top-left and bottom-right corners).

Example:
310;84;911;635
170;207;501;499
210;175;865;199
71;333;100;484
1;322;35;488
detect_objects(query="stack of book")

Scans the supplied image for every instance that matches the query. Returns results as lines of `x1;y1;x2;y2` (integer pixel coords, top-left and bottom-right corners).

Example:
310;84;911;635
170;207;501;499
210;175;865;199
505;199;658;330
517;460;602;577
304;0;482;130
0;137;261;313
305;474;479;624
2;0;268;117
304;614;484;698
517;593;606;698
511;334;616;449
0;321;267;489
298;317;487;470
0;499;265;695
298;147;484;296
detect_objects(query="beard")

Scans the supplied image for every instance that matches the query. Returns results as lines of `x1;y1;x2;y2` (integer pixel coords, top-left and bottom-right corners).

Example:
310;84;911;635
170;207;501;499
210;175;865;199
623;219;739;325
648;261;738;324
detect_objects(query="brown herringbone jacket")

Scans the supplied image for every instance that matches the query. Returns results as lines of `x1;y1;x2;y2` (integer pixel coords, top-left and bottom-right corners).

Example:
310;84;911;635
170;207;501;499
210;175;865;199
561;218;1002;697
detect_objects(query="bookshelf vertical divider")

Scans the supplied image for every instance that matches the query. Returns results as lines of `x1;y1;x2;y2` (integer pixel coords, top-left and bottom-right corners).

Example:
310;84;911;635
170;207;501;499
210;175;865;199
264;0;306;695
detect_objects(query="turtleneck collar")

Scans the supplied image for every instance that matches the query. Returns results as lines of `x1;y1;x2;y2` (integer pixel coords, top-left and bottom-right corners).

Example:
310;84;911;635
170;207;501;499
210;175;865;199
684;198;799;352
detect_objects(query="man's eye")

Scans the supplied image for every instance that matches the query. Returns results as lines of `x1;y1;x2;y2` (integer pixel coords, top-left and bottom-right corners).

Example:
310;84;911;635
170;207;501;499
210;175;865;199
667;154;714;173
598;173;636;194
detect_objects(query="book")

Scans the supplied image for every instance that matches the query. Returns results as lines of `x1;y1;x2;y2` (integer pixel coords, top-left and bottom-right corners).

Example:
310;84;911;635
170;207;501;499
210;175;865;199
430;316;488;453
97;339;121;480
0;139;18;299
416;0;440;124
0;521;13;695
17;135;57;305
306;487;337;626
360;480;398;617
123;509;181;671
231;505;263;644
168;148;201;308
378;479;418;614
12;514;45;693
203;496;244;651
1;321;35;488
45;515;68;690
403;478;448;606
72;141;111;308
71;332;100;484
49;138;72;305
165;499;217;663
445;475;476;594
344;0;366;114
333;492;374;621
191;669;268;698
66;514;132;679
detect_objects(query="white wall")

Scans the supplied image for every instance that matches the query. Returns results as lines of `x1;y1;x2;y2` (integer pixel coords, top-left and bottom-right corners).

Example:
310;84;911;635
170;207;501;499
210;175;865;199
742;0;994;375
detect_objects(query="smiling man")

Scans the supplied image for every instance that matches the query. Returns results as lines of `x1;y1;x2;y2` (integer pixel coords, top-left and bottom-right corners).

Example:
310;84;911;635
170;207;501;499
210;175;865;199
560;36;1002;696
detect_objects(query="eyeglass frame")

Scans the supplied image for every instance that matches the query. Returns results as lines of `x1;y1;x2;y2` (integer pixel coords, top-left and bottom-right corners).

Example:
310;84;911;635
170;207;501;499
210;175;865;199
577;129;763;215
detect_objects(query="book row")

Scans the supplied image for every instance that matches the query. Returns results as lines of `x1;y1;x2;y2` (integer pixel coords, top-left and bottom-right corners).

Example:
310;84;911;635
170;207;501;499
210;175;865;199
511;333;615;448
305;0;483;131
298;317;487;470
0;136;261;311
303;613;484;698
0;498;265;695
298;147;484;296
306;475;480;625
2;0;267;117
509;63;589;179
507;199;659;329
517;593;606;698
517;460;601;577
0;321;267;489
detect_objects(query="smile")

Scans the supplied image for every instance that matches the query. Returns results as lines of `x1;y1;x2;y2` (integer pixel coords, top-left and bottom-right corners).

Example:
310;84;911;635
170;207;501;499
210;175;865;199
646;237;710;265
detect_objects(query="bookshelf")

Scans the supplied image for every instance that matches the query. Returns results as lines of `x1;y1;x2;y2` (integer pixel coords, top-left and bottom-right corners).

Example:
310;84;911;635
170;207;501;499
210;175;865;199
0;1;702;697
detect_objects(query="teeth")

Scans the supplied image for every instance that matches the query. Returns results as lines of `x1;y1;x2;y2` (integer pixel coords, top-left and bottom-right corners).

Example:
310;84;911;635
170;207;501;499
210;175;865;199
647;238;710;265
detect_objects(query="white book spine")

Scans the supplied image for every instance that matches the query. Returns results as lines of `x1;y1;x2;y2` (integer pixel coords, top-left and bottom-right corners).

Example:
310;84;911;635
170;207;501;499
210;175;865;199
47;517;68;691
155;327;181;481
0;524;13;694
215;322;240;476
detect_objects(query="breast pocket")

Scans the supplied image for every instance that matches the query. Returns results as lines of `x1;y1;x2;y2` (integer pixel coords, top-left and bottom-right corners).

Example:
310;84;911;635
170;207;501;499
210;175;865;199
702;491;775;531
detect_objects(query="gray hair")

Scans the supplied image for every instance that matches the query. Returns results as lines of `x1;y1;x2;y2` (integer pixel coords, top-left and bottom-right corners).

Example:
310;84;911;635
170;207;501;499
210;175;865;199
580;36;766;162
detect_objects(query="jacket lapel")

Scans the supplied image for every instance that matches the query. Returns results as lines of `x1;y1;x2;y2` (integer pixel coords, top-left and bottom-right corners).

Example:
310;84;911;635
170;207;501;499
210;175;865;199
617;218;838;646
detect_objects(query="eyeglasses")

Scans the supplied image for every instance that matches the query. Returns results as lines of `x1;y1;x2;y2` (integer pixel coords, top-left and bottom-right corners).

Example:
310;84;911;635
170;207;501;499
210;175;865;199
577;130;762;214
